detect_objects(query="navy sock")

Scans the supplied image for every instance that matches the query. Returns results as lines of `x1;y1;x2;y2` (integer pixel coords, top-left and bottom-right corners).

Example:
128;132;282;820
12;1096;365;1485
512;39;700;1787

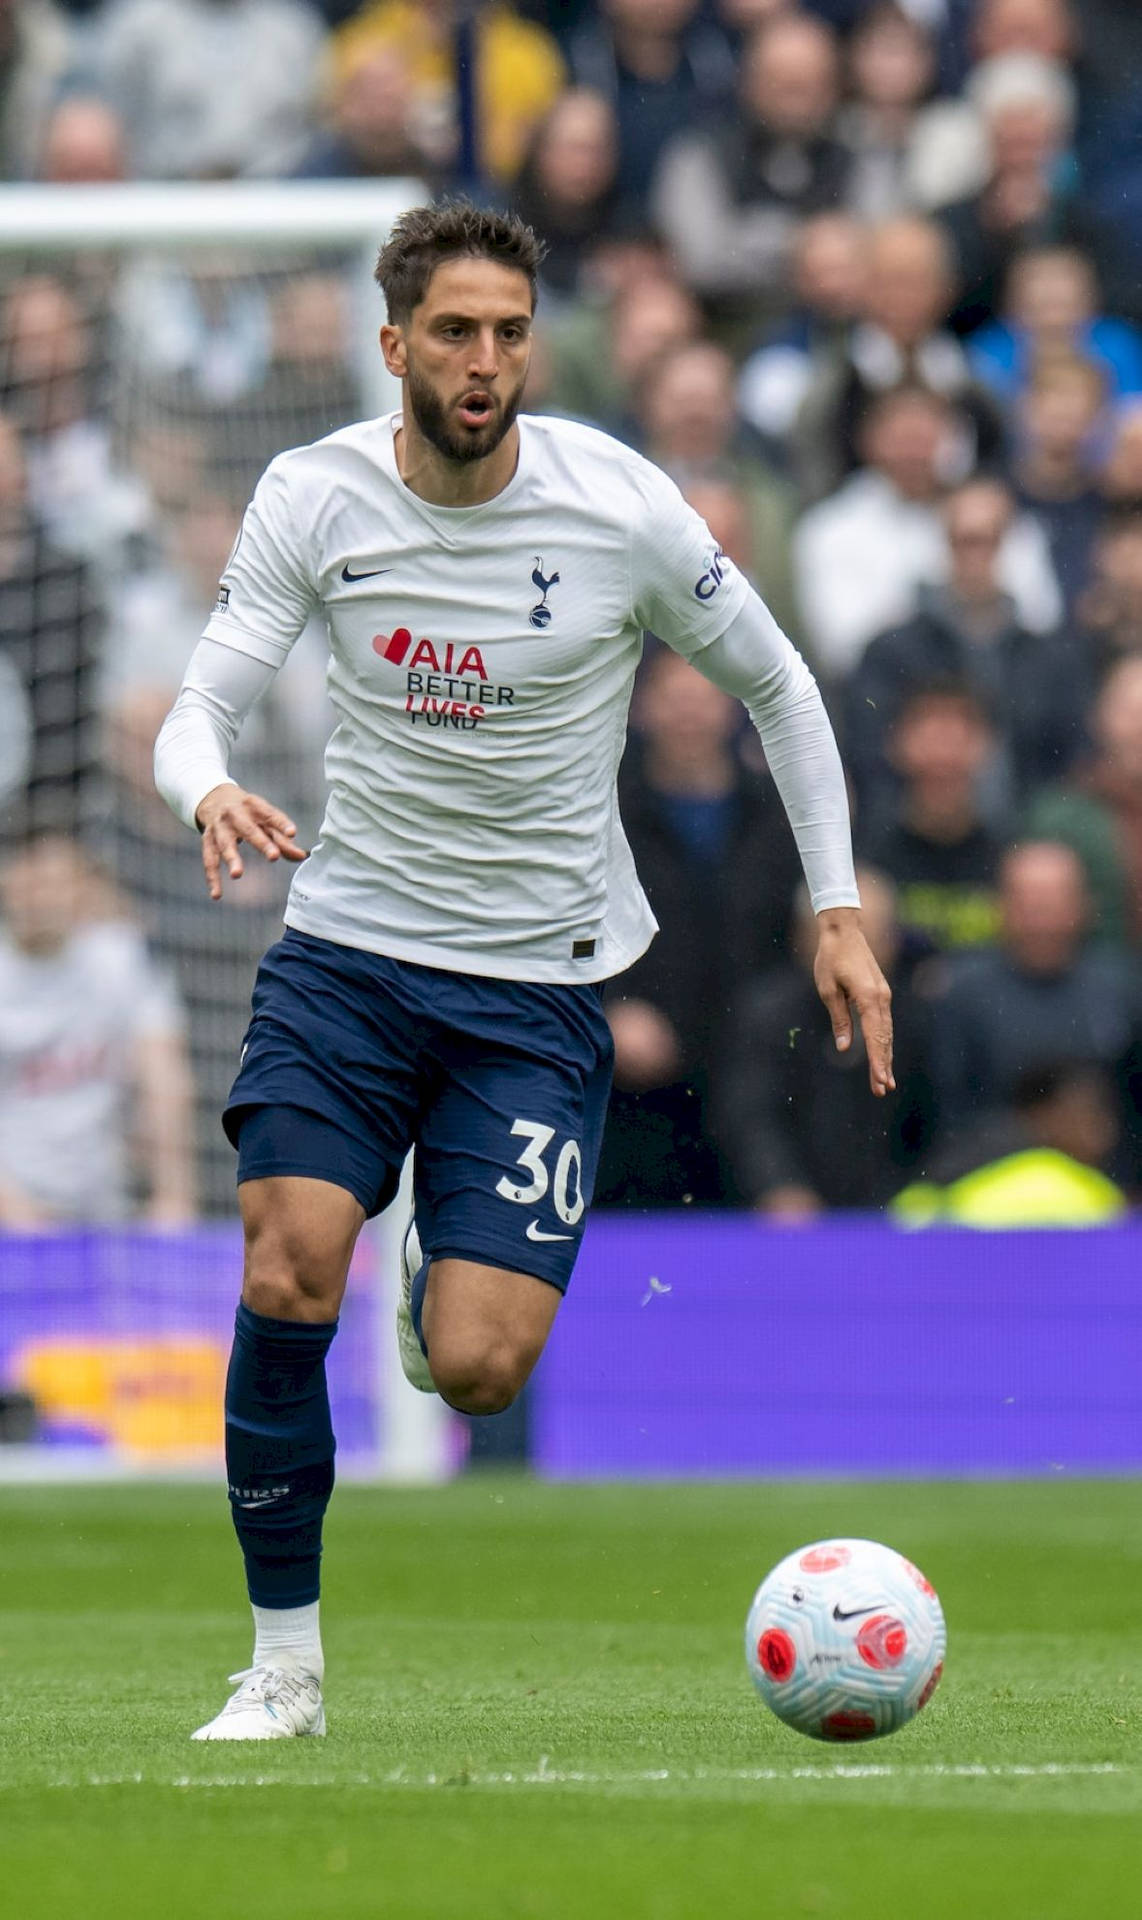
410;1257;430;1358
225;1302;338;1610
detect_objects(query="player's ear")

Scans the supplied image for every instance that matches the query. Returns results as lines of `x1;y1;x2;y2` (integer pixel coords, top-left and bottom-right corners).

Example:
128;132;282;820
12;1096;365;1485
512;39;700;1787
380;324;406;378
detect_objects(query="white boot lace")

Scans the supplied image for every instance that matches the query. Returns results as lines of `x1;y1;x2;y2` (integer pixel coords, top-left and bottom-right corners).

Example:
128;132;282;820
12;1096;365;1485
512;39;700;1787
224;1665;311;1710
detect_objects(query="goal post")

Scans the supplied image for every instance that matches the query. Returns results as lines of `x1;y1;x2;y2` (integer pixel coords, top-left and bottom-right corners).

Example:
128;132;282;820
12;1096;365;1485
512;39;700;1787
0;178;454;1482
0;180;420;415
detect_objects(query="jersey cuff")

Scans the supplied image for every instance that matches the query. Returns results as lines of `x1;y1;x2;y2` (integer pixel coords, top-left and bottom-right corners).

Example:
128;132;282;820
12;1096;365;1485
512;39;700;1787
811;887;863;913
201;614;295;666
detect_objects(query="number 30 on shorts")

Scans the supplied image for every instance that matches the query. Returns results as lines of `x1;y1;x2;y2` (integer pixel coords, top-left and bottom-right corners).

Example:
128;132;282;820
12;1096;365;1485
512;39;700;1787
495;1119;585;1225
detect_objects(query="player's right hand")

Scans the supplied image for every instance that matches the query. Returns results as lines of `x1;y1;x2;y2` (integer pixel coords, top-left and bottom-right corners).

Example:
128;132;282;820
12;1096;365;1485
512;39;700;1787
195;782;308;900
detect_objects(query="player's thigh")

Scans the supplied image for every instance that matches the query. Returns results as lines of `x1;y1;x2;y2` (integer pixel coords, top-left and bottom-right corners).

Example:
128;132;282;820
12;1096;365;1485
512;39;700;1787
239;1172;367;1322
224;930;425;1210
413;981;614;1296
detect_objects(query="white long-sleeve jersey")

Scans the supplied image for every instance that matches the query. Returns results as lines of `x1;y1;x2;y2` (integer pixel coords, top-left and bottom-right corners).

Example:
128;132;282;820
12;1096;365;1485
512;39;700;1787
154;410;859;983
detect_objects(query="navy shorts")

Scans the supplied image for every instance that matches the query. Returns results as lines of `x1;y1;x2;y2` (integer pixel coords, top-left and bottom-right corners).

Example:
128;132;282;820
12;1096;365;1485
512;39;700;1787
225;929;614;1292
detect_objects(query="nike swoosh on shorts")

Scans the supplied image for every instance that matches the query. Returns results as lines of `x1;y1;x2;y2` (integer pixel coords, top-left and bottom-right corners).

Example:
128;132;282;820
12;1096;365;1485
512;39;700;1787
526;1221;573;1242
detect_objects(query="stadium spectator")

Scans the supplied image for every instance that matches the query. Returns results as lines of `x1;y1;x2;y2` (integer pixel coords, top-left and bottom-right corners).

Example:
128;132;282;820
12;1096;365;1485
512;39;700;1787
837;1;938;221
105;488;331;810
891;1058;1128;1225
968;246;1142;406
293;43;443;183
842;475;1083;822
36;94;127;183
568;0;733;208
0;651;31;811
1023;654;1142;948
115;255;274;408
854;680;1005;955
903;0;1077;211
1072;0;1142;325
939;51;1080;336
972;0;1076;65
792;386;1061;679
0;272;150;572
632;338;800;641
1075;511;1142;679
923;838;1142;1175
679;470;801;647
327;0;565;186
218;273;359;492
1012;355;1107;618
736;210;867;462
545;266;701;435
92;0;326;180
0;409;104;842
1097;403;1142;516
104;489;329;1216
651;11;850;328
509;88;623;304
0;0;75;180
595;646;802;1209
790;213;1006;502
0;833;195;1227
122;268;359;500
712;867;935;1217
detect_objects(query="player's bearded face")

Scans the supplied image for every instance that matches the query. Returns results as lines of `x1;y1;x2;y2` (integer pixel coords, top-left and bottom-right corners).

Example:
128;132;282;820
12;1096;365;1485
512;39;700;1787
405;350;527;465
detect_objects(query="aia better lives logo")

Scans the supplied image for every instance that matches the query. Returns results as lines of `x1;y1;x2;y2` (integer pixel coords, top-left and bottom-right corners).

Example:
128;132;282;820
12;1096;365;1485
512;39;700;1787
373;629;514;731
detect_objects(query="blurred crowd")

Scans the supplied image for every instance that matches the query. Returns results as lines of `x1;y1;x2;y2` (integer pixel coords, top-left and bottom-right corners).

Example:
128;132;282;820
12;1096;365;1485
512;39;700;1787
3;0;1142;1226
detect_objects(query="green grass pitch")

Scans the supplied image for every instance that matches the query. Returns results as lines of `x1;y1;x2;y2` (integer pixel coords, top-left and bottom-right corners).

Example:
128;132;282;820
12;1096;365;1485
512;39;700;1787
3;1477;1141;1919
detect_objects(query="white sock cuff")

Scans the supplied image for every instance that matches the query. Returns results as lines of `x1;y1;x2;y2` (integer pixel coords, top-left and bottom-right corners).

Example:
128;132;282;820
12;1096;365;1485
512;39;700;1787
252;1600;323;1677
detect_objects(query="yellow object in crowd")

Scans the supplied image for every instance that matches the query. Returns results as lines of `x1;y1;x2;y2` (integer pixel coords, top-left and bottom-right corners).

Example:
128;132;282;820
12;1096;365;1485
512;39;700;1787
329;1;566;183
892;1148;1128;1230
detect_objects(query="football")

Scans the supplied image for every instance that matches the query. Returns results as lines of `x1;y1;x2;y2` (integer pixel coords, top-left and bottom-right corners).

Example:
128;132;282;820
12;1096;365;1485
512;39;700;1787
745;1537;946;1742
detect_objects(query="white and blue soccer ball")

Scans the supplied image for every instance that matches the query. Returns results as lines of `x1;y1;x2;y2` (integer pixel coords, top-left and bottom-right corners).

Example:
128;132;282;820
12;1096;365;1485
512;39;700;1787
745;1537;946;1743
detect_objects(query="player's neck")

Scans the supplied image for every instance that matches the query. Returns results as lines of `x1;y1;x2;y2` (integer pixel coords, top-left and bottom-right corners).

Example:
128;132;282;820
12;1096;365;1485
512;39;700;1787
394;418;521;509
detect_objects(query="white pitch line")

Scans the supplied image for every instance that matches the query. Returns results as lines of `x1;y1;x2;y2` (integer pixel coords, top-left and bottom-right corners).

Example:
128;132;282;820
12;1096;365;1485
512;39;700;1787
41;1761;1131;1791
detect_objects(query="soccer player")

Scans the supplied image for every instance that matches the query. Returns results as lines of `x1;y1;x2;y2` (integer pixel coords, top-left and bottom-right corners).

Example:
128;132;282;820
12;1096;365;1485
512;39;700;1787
154;202;893;1741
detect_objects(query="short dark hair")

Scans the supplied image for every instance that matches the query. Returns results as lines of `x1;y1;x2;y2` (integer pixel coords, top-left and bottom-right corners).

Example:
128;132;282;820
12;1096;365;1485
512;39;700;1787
893;676;994;731
1010;1060;1109;1113
375;201;545;325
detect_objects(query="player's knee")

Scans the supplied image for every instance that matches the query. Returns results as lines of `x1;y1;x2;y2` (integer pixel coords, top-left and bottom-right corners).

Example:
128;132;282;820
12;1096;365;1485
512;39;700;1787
429;1338;526;1417
241;1216;343;1323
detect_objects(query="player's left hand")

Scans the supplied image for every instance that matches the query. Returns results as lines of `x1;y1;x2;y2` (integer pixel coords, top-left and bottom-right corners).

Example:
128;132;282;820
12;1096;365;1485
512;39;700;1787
812;907;895;1098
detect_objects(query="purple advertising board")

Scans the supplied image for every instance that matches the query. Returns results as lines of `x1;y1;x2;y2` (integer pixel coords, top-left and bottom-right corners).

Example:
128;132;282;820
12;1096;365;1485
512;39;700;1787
0;1227;381;1469
531;1217;1142;1478
3;1217;1140;1478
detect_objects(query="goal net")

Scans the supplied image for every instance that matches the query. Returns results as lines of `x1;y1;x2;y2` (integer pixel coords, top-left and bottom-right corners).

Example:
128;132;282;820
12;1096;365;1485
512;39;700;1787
0;182;451;1480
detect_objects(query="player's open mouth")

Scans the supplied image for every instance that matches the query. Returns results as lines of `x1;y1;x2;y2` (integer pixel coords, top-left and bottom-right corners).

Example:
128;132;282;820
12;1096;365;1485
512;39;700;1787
458;393;494;428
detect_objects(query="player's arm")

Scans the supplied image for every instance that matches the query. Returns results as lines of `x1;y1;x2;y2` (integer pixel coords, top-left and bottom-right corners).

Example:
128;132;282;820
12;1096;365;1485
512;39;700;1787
628;457;892;1095
689;595;894;1098
154;453;318;897
153;639;308;899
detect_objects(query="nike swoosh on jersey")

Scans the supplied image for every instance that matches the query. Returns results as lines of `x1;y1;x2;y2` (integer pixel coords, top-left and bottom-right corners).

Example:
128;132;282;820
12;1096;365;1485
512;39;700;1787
526;1220;573;1242
341;563;392;582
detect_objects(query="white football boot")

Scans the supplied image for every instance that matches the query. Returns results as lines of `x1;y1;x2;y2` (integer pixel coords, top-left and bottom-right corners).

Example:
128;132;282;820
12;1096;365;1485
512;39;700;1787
191;1661;325;1741
397;1212;437;1393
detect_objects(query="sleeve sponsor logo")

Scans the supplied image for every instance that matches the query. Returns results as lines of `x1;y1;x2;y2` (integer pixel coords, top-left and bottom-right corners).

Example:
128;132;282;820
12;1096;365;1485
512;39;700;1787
213;584;231;615
694;548;730;602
